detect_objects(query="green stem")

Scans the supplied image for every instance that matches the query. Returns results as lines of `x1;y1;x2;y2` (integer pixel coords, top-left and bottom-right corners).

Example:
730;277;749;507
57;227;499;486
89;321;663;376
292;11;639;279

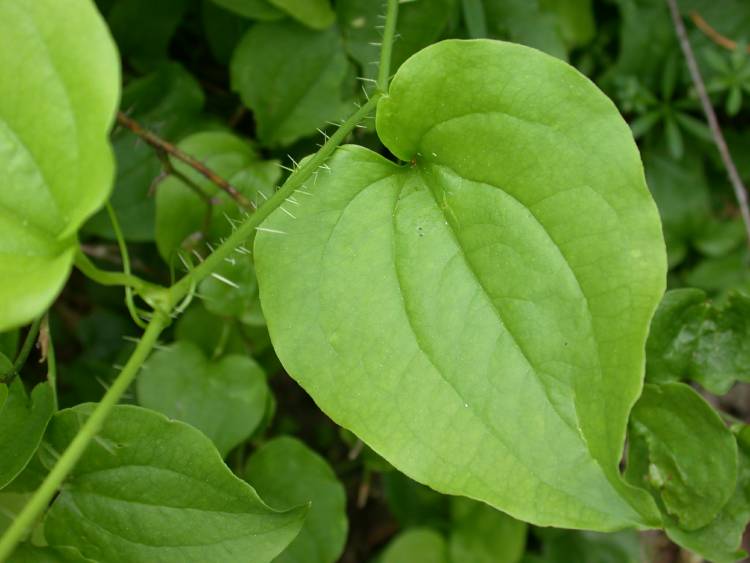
168;94;382;303
106;203;148;329
74;250;158;293
377;0;399;93
0;312;169;561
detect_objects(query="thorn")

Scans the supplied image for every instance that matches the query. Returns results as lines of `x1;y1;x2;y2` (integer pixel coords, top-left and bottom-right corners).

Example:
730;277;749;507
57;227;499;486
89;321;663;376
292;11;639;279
257;190;269;201
94;436;117;456
210;272;239;288
255;226;286;234
280;206;297;219
294;189;312;196
286;196;300;205
356;76;378;84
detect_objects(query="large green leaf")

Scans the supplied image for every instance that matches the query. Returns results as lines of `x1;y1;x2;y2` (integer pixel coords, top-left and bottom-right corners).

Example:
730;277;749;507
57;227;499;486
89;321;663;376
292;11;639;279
0;0;119;331
626;383;737;530
43;404;306;563
230;21;352;146
0;380;55;489
137;340;269;457
255;39;666;529
244;436;348;563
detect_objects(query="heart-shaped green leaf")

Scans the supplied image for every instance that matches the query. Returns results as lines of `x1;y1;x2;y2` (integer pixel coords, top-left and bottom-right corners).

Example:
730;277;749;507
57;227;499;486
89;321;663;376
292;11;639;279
255;39;666;529
43;404;306;562
0;0;119;331
137;340;268;457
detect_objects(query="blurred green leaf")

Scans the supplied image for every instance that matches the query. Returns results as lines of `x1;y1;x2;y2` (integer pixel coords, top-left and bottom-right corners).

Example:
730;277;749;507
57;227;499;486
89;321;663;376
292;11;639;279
0;380;55;489
383;471;451;530
535;528;643;563
105;0;190;68
626;383;737;530
231;21;352;146
665;425;750;563
202;1;252;64
155;131;279;259
484;0;567;59
84;63;206;242
138;340;269;456
244;436;347;563
449;497;526;563
380;528;449;563
338;0;458;83
209;0;284;20
647;288;750;394
268;0;335;30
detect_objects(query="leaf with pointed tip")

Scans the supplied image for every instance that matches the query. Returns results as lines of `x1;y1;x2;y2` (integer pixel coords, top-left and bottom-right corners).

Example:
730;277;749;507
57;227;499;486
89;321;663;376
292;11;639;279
244;436;348;563
255;39;666;529
43;404;306;563
137;340;268;457
0;0;119;331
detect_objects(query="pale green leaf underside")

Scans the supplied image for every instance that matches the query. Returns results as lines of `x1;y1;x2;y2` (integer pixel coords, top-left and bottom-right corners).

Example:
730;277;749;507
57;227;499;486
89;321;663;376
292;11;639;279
255;39;666;529
44;404;306;563
0;0;119;331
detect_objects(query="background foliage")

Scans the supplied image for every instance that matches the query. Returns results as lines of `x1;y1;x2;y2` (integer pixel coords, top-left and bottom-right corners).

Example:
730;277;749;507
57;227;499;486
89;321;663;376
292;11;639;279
2;0;750;561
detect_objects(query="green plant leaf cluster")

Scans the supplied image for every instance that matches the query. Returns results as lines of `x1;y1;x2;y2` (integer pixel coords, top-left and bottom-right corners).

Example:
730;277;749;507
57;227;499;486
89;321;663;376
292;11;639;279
3;0;750;561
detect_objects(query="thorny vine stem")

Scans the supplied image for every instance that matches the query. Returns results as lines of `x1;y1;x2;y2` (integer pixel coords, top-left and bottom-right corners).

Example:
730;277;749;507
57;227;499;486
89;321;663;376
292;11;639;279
116;112;254;210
